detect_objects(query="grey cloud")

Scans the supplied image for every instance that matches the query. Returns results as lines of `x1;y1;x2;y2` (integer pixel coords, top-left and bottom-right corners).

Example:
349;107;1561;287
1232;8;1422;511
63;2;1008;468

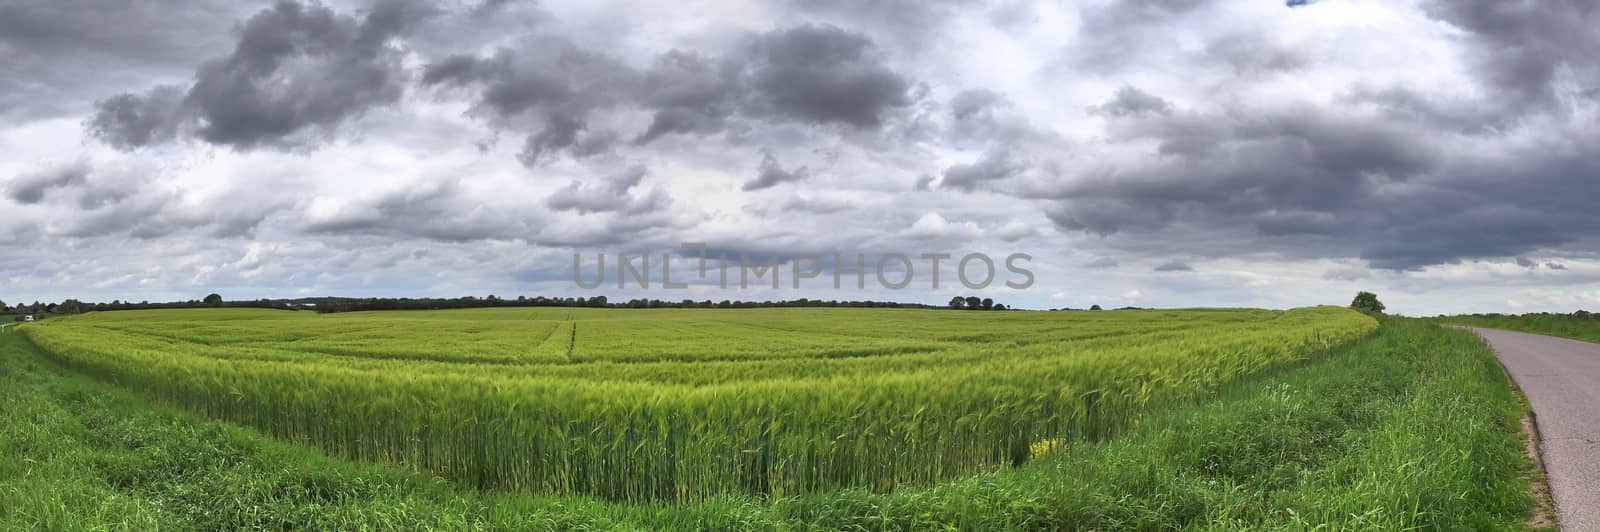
517;114;582;166
1075;0;1216;72
87;0;427;150
60;192;173;239
743;151;809;191
1547;262;1568;270
941;150;1022;192
307;179;535;242
85;86;186;149
949;89;1005;120
48;170;291;240
545;165;644;214
1515;256;1537;269
6;160;90;204
1342;86;1504;134
1203;33;1305;76
781;196;856;214
779;0;965;50
1323;267;1369;281
0;0;248;120
1091;86;1171;117
1154;260;1194;272
540;164;672;217
1085;257;1119;269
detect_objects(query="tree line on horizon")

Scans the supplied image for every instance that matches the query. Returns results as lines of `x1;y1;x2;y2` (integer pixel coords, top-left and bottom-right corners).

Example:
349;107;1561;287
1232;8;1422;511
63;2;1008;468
3;293;1026;315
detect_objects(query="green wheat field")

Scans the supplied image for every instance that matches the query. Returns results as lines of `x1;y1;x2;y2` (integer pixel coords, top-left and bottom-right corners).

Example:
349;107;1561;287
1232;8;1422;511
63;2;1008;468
2;308;1541;530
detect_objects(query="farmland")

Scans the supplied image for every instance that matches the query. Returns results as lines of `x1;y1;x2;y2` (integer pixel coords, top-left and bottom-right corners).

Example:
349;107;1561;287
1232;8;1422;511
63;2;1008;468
19;307;1374;502
1;312;1539;530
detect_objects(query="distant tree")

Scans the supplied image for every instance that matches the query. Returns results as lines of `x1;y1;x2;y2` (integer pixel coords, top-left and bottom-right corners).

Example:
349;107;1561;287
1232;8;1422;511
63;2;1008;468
993;304;1007;311
203;293;224;306
0;299;6;312
980;297;994;310
1349;291;1385;314
964;296;982;310
948;296;966;310
1090;304;1103;311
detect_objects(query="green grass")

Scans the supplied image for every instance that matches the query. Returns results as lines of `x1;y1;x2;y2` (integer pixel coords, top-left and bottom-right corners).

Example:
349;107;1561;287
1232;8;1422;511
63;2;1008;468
1443;312;1600;344
1;317;1535;530
19;307;1375;500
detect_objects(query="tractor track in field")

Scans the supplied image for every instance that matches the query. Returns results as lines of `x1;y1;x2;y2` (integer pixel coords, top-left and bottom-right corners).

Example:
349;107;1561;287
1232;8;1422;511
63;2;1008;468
564;321;577;363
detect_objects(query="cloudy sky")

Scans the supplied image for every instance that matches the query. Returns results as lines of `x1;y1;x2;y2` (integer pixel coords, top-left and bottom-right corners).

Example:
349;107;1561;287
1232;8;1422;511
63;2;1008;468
2;0;1598;315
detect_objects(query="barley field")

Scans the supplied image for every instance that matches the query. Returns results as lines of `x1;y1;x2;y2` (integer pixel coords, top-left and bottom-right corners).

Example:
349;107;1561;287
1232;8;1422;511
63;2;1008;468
20;306;1375;502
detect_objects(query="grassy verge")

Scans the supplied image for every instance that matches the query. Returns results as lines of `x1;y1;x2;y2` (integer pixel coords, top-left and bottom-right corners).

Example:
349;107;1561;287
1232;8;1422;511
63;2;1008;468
1443;313;1600;344
1;319;1535;530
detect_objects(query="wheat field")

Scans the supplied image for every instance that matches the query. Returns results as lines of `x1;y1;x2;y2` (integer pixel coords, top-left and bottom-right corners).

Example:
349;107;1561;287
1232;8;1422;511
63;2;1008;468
20;306;1375;501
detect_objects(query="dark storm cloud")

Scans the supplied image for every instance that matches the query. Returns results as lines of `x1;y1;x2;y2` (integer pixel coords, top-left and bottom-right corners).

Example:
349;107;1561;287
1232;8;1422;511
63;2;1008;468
1046;102;1469;268
87;0;431;150
5;160;91;204
1422;0;1600;108
744;24;914;128
1357;207;1578;271
421;37;639;165
634;51;742;144
1045;99;1600;271
941;150;1022;192
743;151;810;191
421;39;635;120
426;22;915;162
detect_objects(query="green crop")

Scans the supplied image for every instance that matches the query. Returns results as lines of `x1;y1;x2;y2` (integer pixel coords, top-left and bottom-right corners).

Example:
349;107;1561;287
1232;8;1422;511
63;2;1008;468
20;306;1375;502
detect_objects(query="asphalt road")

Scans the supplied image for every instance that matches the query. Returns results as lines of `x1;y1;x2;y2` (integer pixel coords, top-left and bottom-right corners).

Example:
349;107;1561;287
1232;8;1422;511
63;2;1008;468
1473;327;1600;531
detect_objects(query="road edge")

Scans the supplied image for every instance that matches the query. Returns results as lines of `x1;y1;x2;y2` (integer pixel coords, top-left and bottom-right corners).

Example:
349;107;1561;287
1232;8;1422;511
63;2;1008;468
1464;327;1558;531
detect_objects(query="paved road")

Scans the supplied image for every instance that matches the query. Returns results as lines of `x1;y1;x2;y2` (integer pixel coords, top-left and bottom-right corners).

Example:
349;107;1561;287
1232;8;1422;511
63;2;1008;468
1472;327;1600;531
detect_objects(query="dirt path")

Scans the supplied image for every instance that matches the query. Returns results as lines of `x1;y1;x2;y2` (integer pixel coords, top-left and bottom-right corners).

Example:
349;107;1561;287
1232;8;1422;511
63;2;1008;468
1472;327;1600;531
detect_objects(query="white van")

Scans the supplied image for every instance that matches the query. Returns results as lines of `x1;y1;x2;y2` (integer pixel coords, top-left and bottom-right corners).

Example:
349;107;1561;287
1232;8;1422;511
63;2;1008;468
23;315;34;322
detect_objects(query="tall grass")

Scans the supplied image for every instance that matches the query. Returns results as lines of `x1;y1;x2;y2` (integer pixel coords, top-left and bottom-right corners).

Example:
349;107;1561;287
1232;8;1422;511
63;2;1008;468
19;306;1375;501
